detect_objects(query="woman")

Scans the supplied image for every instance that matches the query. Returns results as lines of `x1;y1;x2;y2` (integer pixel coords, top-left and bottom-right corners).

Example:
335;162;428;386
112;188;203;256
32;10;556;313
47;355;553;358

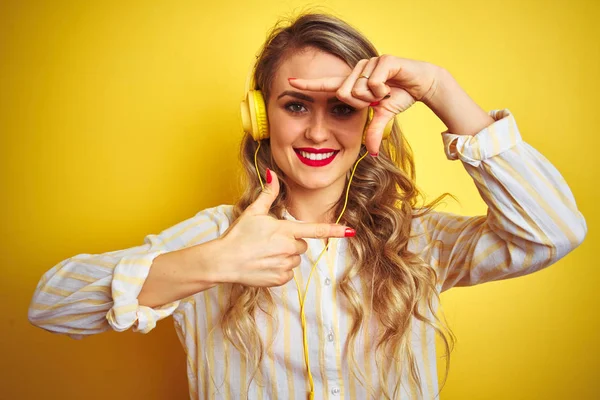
28;12;587;400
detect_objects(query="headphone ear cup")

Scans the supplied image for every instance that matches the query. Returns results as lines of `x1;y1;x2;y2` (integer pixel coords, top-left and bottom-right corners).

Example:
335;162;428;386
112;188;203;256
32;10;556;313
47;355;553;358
241;90;269;141
252;91;269;140
240;96;253;138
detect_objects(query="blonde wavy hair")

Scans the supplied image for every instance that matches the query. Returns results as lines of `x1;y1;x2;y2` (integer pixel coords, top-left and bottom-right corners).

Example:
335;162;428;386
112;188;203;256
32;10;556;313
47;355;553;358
219;12;456;399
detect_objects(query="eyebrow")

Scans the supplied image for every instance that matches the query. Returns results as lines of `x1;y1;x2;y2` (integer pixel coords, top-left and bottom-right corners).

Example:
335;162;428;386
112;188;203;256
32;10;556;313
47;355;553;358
277;90;340;104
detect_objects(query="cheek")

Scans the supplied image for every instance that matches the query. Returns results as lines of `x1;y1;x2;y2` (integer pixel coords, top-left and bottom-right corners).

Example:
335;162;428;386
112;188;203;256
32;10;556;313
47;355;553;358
338;126;365;149
269;127;298;154
268;119;297;169
337;114;368;146
269;110;301;142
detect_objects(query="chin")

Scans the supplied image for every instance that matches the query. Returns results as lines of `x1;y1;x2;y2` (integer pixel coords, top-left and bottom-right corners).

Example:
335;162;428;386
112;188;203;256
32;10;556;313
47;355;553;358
298;181;330;191
291;173;341;191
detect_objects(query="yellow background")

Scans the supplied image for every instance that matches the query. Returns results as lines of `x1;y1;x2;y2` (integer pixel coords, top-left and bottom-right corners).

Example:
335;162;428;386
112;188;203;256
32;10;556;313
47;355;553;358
1;0;597;398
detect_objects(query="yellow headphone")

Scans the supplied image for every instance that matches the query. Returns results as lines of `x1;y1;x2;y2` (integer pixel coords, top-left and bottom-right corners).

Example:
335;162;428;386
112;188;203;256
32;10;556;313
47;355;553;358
240;63;395;143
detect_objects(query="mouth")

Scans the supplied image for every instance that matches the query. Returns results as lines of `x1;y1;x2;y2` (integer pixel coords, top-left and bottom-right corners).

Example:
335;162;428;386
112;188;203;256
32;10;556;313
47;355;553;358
293;147;340;167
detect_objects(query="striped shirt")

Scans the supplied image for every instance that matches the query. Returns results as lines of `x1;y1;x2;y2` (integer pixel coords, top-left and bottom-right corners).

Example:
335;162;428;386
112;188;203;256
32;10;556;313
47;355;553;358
28;109;587;399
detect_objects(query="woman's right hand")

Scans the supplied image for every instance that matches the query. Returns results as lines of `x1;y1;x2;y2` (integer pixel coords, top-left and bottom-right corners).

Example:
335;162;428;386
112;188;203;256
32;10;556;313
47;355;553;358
215;169;353;287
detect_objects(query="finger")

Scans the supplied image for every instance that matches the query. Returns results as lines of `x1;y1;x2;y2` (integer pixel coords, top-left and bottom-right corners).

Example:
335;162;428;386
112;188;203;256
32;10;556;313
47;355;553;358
286;254;302;269
244;169;280;216
288;76;346;92
293;238;308;255
369;55;402;98
336;59;372;109
274;270;294;286
364;110;394;155
365;58;392;99
350;57;380;103
284;220;353;239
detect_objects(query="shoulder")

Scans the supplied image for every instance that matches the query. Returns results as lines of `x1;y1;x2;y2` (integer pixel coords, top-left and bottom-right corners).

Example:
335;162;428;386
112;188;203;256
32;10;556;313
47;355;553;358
408;207;457;246
409;207;435;235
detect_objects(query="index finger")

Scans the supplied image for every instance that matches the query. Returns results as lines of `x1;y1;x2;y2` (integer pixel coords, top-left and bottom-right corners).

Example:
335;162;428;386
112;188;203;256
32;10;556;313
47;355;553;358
288;76;345;93
283;220;354;239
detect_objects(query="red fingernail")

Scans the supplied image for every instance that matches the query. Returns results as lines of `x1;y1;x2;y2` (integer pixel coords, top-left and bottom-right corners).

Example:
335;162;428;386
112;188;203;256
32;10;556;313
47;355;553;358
370;101;380;106
288;78;297;81
266;168;272;184
344;228;356;237
370;152;378;157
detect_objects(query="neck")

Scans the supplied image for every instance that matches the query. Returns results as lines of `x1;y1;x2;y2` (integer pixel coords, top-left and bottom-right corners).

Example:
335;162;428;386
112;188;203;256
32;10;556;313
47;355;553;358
285;179;346;224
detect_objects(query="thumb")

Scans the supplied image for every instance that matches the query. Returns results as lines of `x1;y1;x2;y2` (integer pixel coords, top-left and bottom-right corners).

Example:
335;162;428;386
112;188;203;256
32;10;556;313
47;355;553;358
364;111;393;155
245;168;281;216
365;89;416;154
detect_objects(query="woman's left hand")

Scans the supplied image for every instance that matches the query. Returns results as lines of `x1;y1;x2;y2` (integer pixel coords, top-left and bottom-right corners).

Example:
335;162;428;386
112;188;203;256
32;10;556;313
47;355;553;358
288;55;443;155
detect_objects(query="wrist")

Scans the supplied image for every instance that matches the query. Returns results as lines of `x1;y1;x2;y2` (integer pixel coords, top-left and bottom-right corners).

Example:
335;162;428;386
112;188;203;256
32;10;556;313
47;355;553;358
420;66;452;108
183;239;231;287
420;67;493;135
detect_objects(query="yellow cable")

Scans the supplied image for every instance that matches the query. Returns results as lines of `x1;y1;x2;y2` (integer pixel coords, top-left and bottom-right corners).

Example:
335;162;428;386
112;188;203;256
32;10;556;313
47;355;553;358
255;140;265;191
253;138;369;399
293;150;368;399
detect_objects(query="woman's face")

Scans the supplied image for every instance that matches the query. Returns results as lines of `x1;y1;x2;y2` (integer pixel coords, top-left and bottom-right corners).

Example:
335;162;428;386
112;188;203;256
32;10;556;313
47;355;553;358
266;47;368;194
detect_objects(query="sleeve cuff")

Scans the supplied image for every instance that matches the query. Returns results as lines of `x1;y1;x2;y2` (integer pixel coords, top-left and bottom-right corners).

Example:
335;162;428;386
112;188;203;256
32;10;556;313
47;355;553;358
441;108;522;167
106;249;180;334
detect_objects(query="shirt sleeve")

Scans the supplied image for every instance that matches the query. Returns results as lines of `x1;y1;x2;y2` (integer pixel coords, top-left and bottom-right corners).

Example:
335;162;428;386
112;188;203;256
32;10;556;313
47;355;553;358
412;109;587;293
28;205;233;338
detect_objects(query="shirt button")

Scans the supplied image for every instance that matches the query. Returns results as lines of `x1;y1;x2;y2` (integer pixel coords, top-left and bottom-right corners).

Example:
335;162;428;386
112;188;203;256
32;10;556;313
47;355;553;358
327;332;334;342
331;387;340;395
324;278;331;286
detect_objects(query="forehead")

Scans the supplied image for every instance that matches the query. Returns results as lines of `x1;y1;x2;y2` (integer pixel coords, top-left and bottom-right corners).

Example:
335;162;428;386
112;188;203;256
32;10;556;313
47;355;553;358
274;47;352;84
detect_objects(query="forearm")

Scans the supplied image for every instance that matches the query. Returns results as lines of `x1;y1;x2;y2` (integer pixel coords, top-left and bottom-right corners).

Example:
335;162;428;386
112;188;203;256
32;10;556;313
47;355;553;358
423;67;495;136
137;239;224;308
431;107;587;289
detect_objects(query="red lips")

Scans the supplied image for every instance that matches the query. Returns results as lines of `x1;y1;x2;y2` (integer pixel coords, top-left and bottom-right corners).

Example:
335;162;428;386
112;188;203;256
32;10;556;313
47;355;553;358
294;147;337;154
294;148;339;167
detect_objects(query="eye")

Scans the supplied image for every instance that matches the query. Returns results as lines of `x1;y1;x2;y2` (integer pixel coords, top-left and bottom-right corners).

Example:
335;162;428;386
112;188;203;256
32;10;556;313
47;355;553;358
332;104;356;117
284;102;307;115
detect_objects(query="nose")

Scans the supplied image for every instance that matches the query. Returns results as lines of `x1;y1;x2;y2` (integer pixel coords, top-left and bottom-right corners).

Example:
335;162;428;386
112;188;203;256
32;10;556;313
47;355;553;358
304;112;329;143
